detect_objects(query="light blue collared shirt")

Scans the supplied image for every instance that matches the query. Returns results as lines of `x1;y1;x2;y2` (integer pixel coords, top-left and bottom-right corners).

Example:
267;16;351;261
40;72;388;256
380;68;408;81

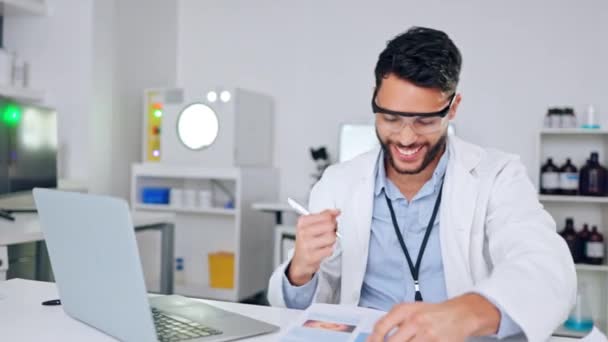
359;149;449;308
281;148;522;339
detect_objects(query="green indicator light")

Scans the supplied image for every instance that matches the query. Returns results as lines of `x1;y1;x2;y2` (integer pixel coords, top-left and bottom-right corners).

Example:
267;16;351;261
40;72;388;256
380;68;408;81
154;109;163;118
2;103;22;126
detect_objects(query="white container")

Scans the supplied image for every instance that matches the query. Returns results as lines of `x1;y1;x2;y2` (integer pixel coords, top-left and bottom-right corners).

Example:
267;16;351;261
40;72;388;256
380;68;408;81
0;49;12;86
198;190;212;208
170;188;183;208
183;189;196;209
582;105;600;129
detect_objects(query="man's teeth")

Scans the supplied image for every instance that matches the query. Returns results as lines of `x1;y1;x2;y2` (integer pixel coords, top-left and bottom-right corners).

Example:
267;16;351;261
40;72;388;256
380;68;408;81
396;146;422;156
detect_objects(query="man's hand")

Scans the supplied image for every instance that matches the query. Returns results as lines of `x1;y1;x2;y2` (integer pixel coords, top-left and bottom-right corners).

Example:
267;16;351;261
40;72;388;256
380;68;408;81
287;209;340;286
368;294;500;342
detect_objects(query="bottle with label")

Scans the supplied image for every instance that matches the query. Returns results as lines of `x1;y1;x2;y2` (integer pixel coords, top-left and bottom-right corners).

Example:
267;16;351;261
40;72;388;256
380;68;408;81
579;152;608;196
559;158;579;195
586;226;604;265
551;108;563;128
561;108;577;128
560;218;580;263
544;108;557;128
541;158;560;194
577;224;591;263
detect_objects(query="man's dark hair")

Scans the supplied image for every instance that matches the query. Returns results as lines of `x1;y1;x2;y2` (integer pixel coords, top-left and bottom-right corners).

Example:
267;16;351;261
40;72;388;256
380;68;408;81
374;27;462;94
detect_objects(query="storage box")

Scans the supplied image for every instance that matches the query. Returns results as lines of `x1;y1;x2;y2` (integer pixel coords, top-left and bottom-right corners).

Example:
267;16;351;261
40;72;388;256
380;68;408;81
141;187;170;204
208;251;234;289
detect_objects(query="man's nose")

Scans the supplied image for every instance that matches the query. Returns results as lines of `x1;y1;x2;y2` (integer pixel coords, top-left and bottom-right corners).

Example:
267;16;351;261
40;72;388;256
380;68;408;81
395;122;418;146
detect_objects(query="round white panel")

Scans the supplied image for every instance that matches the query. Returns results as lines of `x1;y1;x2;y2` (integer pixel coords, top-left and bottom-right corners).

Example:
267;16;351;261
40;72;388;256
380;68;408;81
177;103;219;150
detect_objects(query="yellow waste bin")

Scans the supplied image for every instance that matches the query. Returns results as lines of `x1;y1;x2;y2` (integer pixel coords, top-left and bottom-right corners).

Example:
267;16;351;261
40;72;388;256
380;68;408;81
208;251;234;289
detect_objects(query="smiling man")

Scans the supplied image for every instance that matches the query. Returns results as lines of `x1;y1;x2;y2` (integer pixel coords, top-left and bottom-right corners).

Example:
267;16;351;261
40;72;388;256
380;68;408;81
268;27;576;341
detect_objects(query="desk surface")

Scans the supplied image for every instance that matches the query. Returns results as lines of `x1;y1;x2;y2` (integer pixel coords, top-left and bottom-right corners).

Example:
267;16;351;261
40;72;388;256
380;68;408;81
251;202;295;213
0;279;596;342
0;279;299;341
0;211;175;246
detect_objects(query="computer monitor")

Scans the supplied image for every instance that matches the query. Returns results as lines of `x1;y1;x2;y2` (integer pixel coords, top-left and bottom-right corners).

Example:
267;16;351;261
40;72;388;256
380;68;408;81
0;99;58;196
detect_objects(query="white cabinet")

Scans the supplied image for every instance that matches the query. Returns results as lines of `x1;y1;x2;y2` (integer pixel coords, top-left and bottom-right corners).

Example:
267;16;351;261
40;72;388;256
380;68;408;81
537;128;608;332
131;163;278;301
0;0;46;102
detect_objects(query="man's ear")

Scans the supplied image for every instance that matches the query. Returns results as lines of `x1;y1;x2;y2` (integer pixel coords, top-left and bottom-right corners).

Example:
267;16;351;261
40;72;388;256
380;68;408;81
448;93;462;120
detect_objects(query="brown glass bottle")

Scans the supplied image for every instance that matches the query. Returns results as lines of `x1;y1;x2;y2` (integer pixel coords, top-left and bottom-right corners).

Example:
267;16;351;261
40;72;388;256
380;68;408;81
586;226;605;265
577;224;591;263
560;218;579;262
579;152;608;196
559;158;579;195
541;158;560;194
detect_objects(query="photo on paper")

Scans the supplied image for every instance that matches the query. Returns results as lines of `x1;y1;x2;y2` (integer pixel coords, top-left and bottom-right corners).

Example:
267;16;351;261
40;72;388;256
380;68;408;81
302;319;356;333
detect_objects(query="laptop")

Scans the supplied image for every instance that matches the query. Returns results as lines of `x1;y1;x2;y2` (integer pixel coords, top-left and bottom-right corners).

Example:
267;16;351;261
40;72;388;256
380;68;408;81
33;188;278;342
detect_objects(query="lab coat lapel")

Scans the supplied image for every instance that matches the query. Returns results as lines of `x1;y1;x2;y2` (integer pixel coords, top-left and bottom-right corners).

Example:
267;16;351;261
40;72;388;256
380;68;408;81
341;148;378;304
440;136;482;297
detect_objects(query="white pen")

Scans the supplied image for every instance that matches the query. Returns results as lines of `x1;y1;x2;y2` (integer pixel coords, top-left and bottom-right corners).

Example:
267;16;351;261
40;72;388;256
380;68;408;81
287;197;342;239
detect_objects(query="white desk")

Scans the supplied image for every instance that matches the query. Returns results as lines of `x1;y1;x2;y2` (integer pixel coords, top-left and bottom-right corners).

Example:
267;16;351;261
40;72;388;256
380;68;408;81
0;279;299;341
251;201;295;225
0;279;597;342
0;212;176;294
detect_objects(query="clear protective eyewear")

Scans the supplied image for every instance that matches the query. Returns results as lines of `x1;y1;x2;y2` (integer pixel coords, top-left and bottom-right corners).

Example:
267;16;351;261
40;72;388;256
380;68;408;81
372;89;455;135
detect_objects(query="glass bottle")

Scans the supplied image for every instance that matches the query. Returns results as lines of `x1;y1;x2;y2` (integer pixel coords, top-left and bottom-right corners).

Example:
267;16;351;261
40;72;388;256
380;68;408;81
582;104;600;129
586;226;605;265
561;107;577;128
564;282;594;332
559;158;579;195
560;218;579;263
551;108;563;128
579;152;608;196
544;108;556;128
577;224;591;264
541;158;560;194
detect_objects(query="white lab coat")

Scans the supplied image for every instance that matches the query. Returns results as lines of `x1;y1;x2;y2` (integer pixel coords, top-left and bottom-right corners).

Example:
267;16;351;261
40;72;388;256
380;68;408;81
268;136;576;341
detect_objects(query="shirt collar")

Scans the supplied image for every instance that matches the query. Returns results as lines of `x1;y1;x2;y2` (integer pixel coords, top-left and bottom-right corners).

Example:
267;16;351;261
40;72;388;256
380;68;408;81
374;144;450;200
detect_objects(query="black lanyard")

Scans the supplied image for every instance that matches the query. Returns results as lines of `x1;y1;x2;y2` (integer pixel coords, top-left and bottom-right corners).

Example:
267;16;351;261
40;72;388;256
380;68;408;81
383;179;444;302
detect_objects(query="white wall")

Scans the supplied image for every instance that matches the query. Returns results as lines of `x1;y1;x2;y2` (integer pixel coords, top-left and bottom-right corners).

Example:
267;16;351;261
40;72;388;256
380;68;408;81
4;0;94;182
110;0;178;198
176;0;608;201
5;0;178;197
87;0;117;195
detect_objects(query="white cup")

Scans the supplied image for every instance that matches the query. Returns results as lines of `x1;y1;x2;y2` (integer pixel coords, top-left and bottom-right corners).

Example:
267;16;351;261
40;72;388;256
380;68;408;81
183;189;196;209
199;190;212;208
170;188;183;208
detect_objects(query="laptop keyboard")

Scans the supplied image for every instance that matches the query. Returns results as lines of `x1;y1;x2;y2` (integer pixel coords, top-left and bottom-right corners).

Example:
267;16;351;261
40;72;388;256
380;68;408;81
152;307;223;342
